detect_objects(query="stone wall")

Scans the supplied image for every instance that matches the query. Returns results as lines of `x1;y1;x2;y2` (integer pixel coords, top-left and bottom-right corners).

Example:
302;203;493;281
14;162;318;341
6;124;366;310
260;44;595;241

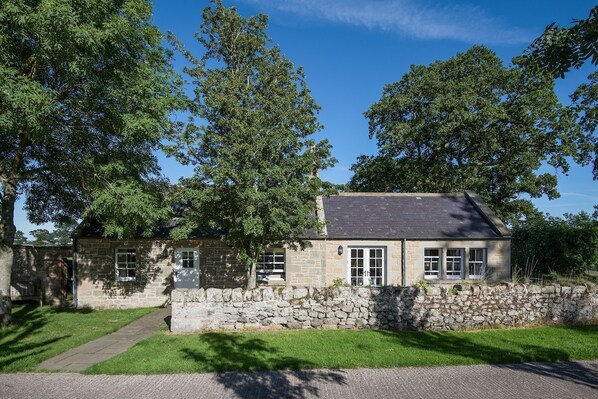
11;245;72;306
171;283;598;332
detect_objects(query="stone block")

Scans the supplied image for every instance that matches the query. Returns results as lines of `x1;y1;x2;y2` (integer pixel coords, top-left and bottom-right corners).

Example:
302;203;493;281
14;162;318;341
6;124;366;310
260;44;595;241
231;288;243;302
206;288;222;302
541;285;556;294
573;286;587;294
528;285;541;294
262;287;274;301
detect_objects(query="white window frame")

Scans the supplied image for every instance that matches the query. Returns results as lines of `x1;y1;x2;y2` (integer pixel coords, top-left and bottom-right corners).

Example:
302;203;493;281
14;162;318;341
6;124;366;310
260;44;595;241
347;247;386;287
445;249;463;280
115;248;137;282
257;249;285;281
468;248;487;279
424;248;441;280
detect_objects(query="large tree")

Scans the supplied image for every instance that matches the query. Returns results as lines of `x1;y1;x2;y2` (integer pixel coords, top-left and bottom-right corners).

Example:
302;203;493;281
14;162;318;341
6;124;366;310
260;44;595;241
0;0;180;324
349;46;585;223
167;1;335;289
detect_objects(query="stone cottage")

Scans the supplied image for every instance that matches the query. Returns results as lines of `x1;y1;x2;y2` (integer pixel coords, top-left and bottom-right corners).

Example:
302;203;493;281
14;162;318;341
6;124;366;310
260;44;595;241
73;191;511;308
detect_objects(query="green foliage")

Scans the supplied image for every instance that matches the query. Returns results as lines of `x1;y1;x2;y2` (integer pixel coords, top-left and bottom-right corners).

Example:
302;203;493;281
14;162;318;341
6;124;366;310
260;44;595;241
0;0;181;241
512;211;598;276
415;280;428;290
349;46;585;223
571;71;598;179
12;231;26;245
330;278;345;288
520;6;597;79
518;6;597;181
167;1;336;287
29;221;76;246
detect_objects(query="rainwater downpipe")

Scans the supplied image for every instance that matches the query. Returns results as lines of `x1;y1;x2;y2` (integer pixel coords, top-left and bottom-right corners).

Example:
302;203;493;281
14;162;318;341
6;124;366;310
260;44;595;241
401;238;407;286
72;236;78;308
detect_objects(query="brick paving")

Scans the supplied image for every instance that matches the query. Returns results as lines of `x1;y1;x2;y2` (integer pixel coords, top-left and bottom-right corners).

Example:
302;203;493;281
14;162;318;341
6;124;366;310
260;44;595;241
1;361;597;398
35;307;170;372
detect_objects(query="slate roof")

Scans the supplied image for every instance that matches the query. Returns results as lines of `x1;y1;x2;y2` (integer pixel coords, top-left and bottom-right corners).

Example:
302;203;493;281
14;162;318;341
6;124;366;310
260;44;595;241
75;192;509;240
321;193;507;239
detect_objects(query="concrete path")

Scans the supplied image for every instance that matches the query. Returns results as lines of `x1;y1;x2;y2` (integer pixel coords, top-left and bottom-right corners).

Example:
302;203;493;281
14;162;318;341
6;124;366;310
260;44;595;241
36;307;170;372
4;360;597;399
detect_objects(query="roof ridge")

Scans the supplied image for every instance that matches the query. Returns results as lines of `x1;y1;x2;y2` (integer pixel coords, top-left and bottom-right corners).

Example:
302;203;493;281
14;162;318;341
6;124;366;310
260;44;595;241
336;192;463;197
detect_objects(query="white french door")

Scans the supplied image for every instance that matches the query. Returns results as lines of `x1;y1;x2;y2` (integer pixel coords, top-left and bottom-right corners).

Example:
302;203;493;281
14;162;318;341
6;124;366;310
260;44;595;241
348;247;385;286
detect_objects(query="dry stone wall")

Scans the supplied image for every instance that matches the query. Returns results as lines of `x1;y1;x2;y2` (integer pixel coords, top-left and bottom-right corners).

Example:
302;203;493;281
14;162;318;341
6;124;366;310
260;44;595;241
171;283;598;332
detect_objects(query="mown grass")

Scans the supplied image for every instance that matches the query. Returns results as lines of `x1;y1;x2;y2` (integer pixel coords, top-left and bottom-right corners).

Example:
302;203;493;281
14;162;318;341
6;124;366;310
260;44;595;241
0;305;155;372
86;323;598;374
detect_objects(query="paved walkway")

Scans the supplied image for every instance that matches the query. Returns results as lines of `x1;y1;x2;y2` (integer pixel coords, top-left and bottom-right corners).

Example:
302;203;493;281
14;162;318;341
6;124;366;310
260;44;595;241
36;307;171;372
3;361;597;398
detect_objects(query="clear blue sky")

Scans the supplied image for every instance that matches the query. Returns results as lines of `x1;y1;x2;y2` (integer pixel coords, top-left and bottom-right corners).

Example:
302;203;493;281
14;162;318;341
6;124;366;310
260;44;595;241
14;0;597;236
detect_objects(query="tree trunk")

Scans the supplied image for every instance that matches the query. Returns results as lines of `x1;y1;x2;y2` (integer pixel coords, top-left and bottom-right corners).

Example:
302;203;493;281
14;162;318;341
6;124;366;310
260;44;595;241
0;179;17;326
246;261;257;290
0;245;13;326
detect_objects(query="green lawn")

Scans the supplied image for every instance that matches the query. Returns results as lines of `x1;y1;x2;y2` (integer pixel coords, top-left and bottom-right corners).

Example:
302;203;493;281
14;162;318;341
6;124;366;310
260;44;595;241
0;305;155;372
86;323;598;374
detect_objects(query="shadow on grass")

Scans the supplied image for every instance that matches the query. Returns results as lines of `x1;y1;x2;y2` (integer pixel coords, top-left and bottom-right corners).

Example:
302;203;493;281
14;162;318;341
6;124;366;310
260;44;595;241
371;327;598;388
0;305;72;370
182;333;347;399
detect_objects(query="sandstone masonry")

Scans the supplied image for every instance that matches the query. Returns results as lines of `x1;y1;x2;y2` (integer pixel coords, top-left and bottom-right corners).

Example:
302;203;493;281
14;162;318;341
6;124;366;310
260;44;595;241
171;283;598;332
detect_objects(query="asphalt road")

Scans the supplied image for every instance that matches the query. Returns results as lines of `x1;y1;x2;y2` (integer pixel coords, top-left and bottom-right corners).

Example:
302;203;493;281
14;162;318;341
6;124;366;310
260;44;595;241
1;361;596;399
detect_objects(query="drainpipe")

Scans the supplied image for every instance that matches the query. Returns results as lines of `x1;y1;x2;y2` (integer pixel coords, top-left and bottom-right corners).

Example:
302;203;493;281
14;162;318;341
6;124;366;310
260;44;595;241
72;237;78;308
401;238;407;286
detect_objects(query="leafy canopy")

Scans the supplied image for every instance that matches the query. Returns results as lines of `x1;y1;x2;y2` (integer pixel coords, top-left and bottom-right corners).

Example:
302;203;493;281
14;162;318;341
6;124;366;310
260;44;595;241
570;71;598;179
27;221;77;246
519;5;597;181
167;1;336;287
521;6;597;79
0;0;180;241
349;46;585;223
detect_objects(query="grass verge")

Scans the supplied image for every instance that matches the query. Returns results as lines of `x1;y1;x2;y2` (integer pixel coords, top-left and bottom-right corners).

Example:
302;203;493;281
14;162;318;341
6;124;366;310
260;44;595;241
0;304;155;372
86;323;598;374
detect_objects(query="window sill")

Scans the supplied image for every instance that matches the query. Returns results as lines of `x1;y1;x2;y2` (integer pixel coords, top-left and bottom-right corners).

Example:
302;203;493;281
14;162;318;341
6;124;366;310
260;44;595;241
115;278;136;282
426;279;484;284
258;277;286;286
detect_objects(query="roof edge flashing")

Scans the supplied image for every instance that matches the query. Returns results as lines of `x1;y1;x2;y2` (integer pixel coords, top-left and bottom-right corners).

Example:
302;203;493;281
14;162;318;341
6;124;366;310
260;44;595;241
463;191;511;237
315;195;327;238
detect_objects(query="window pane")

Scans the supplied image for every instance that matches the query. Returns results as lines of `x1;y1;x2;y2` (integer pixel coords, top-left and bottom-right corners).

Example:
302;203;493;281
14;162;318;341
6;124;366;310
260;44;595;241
116;249;136;280
468;248;485;278
424;248;440;278
257;249;285;279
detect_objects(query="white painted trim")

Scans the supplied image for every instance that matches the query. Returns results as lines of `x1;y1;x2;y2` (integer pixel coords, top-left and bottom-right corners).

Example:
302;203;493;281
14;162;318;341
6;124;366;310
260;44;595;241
346;246;386;287
115;248;137;282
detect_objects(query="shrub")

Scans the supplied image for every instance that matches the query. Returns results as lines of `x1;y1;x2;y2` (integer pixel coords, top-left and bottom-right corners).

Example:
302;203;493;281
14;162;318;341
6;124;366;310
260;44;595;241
511;210;598;276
